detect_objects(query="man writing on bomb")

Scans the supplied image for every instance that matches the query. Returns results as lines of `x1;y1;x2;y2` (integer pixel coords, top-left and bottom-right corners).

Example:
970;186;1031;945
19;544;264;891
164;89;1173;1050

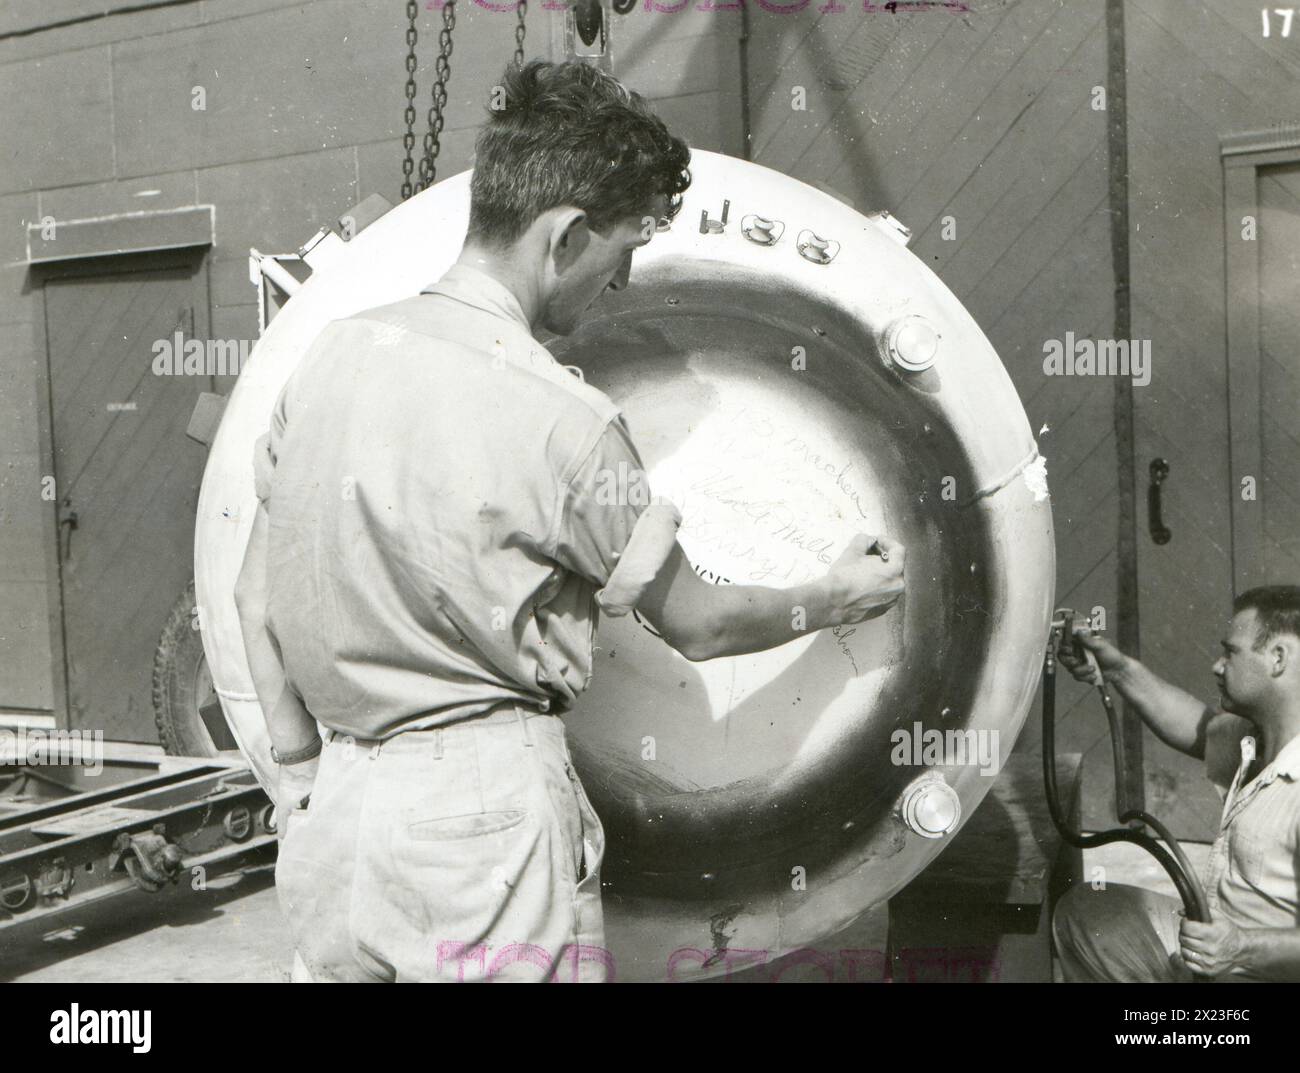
235;60;906;982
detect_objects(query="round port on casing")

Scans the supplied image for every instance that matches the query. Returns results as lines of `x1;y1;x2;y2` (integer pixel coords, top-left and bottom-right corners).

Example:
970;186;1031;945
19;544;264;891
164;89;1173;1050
885;314;940;373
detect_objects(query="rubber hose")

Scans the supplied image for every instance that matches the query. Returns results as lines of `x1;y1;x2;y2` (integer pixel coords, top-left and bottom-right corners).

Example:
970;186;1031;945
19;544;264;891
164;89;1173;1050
1042;653;1211;926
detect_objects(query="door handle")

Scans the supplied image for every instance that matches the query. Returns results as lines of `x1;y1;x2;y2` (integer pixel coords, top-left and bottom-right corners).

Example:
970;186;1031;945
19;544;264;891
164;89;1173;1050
59;500;78;561
1148;458;1171;545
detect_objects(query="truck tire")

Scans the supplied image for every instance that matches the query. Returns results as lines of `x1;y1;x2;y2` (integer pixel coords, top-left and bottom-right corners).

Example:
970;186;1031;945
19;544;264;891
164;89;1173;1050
152;579;237;756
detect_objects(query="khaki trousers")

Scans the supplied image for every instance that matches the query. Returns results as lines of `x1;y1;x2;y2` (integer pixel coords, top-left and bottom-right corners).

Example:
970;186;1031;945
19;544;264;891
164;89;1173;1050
276;705;610;982
1052;883;1258;984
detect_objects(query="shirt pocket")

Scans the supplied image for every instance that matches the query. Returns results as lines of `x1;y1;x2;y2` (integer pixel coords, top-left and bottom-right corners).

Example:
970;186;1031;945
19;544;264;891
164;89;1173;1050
1227;821;1270;889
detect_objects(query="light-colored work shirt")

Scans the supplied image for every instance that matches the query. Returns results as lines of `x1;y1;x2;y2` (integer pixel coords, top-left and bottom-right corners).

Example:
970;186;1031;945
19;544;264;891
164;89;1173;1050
253;263;679;739
1202;713;1300;954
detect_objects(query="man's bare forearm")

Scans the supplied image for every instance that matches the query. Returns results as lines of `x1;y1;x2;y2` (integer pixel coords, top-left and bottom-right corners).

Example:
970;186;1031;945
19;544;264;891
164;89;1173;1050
633;536;901;662
1106;656;1215;759
690;577;840;660
1238;928;1300;981
235;505;317;754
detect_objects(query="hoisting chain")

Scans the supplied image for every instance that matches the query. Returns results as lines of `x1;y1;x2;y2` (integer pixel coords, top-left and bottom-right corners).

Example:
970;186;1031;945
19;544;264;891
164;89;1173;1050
401;0;525;200
513;0;528;67
417;0;457;194
400;0;419;201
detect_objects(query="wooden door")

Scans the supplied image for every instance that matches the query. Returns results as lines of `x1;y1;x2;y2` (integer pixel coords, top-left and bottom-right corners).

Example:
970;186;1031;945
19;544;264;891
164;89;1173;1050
1254;161;1300;583
41;255;212;742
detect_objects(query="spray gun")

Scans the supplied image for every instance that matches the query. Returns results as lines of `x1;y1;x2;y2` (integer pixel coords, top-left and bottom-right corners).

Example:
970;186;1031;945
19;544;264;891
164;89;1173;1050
1041;607;1211;967
1058;608;1102;684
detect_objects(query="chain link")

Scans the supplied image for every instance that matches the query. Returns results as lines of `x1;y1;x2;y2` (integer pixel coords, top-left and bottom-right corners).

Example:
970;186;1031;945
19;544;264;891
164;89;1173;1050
400;0;419;201
513;0;527;68
417;0;457;193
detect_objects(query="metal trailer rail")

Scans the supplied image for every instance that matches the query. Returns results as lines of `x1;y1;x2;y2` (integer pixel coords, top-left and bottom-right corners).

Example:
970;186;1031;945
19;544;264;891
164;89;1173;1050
0;744;273;930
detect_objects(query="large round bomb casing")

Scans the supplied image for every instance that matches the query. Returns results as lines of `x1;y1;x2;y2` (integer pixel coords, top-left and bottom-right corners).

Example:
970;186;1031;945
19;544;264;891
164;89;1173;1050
194;149;1054;982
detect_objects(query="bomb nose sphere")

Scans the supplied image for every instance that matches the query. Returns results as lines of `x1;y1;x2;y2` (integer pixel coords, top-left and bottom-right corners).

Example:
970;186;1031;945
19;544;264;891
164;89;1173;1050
194;150;1053;981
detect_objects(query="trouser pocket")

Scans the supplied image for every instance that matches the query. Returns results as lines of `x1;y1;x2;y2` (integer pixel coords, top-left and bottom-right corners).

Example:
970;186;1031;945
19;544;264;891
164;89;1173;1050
564;762;605;889
553;738;607;977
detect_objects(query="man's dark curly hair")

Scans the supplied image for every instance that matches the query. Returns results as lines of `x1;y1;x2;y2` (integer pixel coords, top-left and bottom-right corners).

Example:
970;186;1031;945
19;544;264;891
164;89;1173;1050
468;60;692;247
1234;585;1300;650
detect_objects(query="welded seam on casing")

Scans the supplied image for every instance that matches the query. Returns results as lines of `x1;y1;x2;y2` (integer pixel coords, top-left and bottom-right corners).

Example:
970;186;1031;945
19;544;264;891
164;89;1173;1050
956;447;1045;508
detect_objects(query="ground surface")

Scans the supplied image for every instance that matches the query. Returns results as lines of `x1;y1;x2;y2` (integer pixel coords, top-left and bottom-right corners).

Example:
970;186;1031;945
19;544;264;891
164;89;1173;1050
1;849;290;983
0;841;1213;983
